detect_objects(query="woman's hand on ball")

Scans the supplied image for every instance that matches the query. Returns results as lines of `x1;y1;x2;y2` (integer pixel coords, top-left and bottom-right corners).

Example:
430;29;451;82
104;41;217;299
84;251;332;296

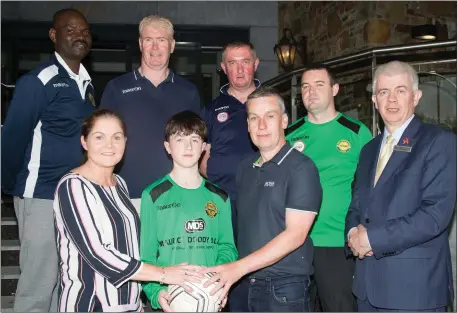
163;263;205;292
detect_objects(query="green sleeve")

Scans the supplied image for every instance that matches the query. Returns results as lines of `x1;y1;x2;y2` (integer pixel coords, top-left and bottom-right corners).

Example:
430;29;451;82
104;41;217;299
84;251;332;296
140;188;167;309
216;197;238;265
359;123;373;149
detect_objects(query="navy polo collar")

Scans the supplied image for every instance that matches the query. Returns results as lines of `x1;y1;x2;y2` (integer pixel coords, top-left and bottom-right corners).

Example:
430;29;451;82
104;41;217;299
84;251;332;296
133;68;175;83
220;78;261;95
253;142;295;167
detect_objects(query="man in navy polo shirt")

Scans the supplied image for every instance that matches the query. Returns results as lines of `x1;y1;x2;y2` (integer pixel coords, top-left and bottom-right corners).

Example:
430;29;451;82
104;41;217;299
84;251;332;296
200;41;259;238
100;15;200;212
202;87;322;312
1;9;94;312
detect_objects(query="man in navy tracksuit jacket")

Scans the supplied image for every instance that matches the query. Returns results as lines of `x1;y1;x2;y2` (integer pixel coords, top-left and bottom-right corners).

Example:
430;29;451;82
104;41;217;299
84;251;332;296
1;9;95;312
200;41;260;239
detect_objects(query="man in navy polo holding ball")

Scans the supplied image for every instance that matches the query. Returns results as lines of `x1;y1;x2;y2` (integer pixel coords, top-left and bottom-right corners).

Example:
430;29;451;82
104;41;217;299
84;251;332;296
202;87;322;312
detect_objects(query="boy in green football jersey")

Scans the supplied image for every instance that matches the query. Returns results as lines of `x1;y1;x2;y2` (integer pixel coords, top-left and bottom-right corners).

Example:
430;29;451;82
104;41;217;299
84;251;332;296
140;110;238;311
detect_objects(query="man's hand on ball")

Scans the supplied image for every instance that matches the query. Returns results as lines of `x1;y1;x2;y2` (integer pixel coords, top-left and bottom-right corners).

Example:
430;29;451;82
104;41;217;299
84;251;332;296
200;261;245;301
158;290;173;312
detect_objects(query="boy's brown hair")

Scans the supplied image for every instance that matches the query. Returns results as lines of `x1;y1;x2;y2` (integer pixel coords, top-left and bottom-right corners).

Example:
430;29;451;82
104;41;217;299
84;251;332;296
165;110;208;142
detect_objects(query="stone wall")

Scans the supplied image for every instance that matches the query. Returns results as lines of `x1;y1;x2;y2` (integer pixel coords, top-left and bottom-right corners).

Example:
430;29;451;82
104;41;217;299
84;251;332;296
279;2;456;129
279;1;456;65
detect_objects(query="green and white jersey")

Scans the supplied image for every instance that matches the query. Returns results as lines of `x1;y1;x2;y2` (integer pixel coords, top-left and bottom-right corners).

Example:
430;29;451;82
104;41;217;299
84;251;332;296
140;174;238;309
286;113;372;247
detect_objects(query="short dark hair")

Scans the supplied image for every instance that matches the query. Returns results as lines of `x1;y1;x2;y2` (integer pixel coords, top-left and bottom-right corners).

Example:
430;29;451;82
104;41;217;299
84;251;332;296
302;63;337;85
222;41;256;61
52;8;86;28
165;110;207;142
247;86;286;113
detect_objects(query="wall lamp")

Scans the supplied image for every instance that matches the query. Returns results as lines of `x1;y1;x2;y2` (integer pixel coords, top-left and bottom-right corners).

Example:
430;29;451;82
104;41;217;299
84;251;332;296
274;28;307;72
411;24;437;40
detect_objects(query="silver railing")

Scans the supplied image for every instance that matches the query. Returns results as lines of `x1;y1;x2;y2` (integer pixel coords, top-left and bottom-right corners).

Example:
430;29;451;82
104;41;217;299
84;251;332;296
263;39;457;135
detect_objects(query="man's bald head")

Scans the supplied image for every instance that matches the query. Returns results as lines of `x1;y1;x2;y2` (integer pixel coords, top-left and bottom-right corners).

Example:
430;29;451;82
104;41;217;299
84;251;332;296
52;8;87;29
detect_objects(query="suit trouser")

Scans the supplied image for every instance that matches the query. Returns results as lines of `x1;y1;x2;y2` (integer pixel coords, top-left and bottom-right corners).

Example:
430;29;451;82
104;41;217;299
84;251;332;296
357;297;446;312
13;197;58;312
313;246;357;311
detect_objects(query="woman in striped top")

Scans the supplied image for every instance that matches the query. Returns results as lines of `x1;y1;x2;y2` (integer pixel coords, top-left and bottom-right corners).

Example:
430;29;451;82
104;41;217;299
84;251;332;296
53;109;202;312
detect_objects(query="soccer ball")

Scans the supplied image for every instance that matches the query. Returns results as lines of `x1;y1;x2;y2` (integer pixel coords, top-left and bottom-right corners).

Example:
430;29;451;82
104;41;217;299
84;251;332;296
168;272;223;312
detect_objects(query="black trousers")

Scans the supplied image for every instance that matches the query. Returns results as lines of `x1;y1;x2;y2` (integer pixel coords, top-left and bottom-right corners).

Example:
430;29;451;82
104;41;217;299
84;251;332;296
312;246;357;312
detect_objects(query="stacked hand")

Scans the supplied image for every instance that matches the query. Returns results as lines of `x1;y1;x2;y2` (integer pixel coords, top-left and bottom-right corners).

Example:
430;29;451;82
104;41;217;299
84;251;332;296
200;262;245;306
158;263;205;312
348;224;373;259
161;262;204;287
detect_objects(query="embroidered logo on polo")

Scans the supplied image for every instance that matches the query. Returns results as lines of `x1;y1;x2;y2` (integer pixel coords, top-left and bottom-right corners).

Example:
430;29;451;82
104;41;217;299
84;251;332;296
121;86;142;94
264;181;275;187
217;112;229;123
205;202;218;218
88;93;96;106
185;218;206;233
53;83;70;88
215;106;229;112
336;139;351;153
293;140;306;152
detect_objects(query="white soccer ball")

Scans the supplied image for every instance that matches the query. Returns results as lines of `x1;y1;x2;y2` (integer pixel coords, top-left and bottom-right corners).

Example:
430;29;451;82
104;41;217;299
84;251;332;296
168;272;223;312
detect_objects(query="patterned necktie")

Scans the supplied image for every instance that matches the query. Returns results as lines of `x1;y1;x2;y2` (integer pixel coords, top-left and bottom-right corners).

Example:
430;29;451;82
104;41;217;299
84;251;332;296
374;135;395;186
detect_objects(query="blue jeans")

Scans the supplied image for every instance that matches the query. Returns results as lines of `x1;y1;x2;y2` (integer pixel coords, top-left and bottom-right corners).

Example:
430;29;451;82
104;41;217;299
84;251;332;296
229;275;311;312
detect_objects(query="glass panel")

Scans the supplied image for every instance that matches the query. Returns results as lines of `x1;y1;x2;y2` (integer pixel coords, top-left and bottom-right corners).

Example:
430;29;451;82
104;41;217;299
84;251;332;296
89;49;128;73
416;74;456;133
18;52;52;73
335;78;373;131
180;74;214;108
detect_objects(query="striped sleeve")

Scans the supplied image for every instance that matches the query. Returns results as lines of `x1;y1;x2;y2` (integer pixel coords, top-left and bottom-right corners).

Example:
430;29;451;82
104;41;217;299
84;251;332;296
55;177;141;288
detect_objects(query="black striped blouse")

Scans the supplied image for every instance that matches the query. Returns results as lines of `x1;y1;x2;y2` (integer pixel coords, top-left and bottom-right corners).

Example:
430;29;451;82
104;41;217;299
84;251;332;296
53;173;143;312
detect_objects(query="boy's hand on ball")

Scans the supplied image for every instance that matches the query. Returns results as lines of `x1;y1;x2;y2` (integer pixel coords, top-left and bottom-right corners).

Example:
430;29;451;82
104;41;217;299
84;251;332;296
219;296;228;311
158;290;173;312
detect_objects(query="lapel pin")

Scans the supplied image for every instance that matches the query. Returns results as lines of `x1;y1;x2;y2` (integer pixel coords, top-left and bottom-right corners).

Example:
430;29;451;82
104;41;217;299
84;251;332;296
402;137;409;145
